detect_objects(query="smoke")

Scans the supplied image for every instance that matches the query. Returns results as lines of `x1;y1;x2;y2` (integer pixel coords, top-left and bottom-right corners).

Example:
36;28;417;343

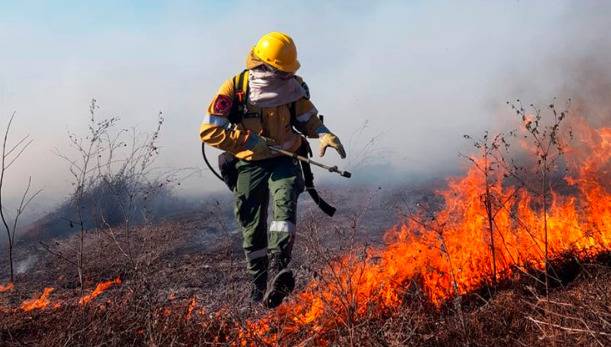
0;1;610;215
15;255;37;274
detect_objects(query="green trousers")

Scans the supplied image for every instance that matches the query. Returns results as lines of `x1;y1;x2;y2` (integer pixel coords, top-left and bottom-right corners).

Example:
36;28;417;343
234;156;304;287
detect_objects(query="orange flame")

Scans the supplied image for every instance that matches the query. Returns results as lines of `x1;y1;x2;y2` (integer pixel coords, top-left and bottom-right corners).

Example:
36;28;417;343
245;117;610;343
0;282;14;292
185;297;197;320
21;288;54;311
79;277;122;305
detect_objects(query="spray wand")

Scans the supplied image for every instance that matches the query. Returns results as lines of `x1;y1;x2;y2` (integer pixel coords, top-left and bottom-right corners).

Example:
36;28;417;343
268;145;352;178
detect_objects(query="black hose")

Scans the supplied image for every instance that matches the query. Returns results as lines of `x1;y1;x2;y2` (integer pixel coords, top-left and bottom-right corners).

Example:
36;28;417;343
201;142;224;182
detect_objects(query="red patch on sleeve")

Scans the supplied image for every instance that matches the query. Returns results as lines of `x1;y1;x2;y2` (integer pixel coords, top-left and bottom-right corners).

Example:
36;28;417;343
213;95;232;115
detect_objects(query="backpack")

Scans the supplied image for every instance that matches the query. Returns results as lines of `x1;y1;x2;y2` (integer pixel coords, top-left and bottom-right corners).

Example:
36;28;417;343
202;70;336;216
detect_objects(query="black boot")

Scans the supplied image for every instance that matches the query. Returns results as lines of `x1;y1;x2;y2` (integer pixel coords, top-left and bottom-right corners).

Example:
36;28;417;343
269;253;290;273
251;284;266;303
263;253;295;308
250;272;267;303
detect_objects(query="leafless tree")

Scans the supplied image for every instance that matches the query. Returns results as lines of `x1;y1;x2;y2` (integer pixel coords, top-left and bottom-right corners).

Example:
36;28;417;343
56;99;118;291
51;99;169;291
0;112;41;283
92;112;165;268
461;130;519;287
508;99;570;295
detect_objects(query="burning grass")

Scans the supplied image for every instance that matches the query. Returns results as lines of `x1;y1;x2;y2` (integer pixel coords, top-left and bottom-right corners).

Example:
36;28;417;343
0;256;609;346
20;287;55;312
240;114;610;344
79;277;122;305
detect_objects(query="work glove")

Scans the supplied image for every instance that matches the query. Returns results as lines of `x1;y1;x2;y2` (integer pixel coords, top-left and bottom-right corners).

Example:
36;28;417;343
245;133;272;156
319;133;346;159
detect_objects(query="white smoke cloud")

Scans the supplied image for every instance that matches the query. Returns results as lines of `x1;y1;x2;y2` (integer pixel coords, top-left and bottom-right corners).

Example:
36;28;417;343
0;0;609;211
15;255;37;274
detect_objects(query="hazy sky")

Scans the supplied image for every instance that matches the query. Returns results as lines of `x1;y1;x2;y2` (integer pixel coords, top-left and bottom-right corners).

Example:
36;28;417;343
1;0;610;211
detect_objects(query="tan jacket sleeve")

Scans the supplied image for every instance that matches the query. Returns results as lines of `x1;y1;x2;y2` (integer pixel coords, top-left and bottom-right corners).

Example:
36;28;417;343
292;98;329;138
291;77;331;138
199;79;252;154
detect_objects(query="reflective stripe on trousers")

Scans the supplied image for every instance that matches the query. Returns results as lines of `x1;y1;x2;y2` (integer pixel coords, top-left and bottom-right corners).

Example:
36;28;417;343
269;220;296;234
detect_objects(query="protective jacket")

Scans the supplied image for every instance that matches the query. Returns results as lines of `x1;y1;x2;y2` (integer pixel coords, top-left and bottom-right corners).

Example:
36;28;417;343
200;72;325;161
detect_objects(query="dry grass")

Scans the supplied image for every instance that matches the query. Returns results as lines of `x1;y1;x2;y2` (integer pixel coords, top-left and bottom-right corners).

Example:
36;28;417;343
0;200;609;346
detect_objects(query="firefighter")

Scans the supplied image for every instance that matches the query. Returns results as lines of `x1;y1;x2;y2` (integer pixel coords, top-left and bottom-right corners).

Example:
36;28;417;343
200;32;346;308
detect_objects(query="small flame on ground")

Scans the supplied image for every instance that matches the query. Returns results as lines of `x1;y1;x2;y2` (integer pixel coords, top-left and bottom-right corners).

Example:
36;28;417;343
185;297;197;320
79;277;122;305
21;288;54;311
0;282;14;292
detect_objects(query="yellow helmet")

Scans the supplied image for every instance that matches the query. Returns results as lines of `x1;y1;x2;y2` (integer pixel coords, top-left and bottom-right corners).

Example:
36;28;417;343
253;32;300;73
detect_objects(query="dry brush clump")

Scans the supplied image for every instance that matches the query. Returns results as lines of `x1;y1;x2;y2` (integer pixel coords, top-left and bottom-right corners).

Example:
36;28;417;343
36;98;195;291
1;215;249;345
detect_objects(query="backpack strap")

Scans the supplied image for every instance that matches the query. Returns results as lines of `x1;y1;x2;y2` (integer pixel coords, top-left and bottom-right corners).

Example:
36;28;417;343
289;85;335;216
236;69;249;97
296;140;336;217
289;100;297;127
289;76;309;129
228;69;250;124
